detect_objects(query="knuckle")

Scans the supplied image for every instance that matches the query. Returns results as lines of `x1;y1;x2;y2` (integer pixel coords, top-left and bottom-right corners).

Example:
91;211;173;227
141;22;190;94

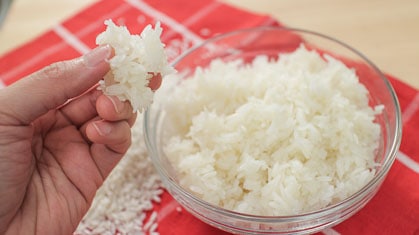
35;60;77;81
40;62;65;80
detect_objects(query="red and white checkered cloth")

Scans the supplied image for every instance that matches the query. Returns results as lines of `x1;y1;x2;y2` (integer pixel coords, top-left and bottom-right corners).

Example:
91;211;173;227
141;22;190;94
0;0;418;234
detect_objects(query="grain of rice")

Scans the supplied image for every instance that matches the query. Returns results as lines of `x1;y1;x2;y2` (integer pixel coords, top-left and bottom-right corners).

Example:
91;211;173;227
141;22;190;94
149;223;158;234
152;194;162;203
143;211;158;231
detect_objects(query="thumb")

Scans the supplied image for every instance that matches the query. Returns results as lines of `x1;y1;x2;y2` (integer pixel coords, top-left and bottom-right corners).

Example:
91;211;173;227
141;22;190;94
0;45;112;125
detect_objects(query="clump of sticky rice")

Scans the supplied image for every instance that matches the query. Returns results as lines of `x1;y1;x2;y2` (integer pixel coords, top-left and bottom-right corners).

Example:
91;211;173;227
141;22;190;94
156;45;383;216
96;19;175;112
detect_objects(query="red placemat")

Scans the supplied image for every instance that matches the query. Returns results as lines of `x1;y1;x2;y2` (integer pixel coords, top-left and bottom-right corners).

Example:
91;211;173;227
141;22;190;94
0;0;418;234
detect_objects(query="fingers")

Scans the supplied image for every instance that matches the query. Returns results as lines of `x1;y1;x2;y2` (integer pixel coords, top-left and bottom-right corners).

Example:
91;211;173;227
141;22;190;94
85;120;132;178
96;95;137;126
85;94;137;152
0;45;112;125
79;93;137;178
86;120;132;153
75;92;136;145
90;144;126;179
59;90;137;128
60;89;103;127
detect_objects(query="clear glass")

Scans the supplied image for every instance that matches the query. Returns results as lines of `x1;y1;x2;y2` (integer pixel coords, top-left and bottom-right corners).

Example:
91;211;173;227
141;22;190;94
144;27;402;234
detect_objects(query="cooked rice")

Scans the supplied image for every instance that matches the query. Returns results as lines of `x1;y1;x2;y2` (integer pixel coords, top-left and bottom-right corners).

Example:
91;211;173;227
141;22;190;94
96;19;175;112
156;45;383;216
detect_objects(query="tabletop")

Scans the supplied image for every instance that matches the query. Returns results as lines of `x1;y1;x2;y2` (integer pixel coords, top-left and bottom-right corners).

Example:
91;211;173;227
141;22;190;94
1;0;418;89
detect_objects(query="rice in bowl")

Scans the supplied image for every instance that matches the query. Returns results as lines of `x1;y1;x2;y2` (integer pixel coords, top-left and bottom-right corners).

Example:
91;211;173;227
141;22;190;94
154;45;383;216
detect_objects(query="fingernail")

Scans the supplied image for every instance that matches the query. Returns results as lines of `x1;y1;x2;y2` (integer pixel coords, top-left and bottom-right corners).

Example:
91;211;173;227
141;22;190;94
106;95;124;113
83;45;111;67
93;121;112;136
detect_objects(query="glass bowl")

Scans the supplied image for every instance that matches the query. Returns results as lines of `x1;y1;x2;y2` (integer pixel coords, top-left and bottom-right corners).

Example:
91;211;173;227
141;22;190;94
144;27;402;234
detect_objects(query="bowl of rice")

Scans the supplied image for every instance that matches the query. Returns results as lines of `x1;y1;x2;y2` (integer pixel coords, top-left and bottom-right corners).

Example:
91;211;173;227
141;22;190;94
144;27;402;234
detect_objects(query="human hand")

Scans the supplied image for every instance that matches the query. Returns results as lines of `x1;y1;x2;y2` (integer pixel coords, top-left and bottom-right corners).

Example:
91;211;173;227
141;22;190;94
0;45;154;234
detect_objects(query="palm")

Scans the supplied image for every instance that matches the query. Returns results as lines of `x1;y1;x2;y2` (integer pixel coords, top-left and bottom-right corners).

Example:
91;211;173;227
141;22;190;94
19;109;104;234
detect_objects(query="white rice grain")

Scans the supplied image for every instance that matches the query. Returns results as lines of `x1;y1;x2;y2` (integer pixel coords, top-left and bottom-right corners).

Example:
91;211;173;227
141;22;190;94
143;211;158;232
